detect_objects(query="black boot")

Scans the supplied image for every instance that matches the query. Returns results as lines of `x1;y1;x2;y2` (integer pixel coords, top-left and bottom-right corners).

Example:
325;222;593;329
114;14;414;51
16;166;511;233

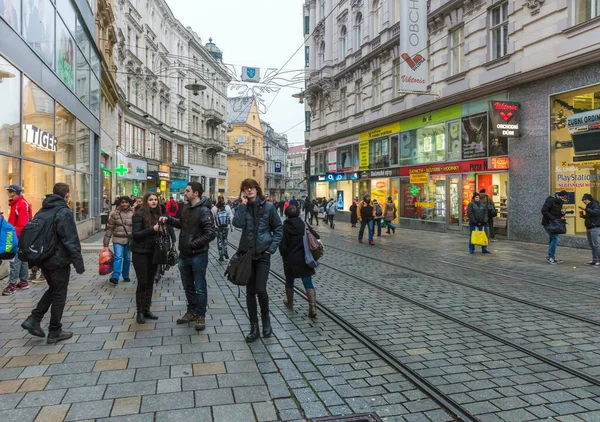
144;311;159;320
136;311;146;324
47;330;73;344
21;316;45;337
245;322;260;343
258;296;272;337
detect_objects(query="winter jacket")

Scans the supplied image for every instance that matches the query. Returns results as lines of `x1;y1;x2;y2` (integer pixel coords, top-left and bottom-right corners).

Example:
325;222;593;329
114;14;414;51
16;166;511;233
583;199;600;229
357;200;376;221
279;217;317;279
384;202;397;221
168;196;216;257
310;200;319;215
211;204;234;228
349;203;358;224
541;195;564;227
38;194;85;273
8;195;32;238
103;207;134;247
131;210;160;254
166;199;179;217
232;199;283;256
467;201;488;226
325;200;337;215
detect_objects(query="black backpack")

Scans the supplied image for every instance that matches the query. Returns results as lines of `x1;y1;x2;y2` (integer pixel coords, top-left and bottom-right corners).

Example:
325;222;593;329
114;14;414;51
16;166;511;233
18;207;62;265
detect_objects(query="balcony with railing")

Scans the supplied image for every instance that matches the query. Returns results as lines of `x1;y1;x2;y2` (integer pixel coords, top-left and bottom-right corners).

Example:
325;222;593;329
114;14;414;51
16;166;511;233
204;109;225;125
202;135;226;153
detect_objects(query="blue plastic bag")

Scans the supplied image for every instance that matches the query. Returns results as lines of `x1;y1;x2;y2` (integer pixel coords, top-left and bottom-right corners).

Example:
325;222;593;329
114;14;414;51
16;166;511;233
0;217;18;260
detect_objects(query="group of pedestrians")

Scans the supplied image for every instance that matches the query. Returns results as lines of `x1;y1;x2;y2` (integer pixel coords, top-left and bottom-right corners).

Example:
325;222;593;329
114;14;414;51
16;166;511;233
353;194;397;245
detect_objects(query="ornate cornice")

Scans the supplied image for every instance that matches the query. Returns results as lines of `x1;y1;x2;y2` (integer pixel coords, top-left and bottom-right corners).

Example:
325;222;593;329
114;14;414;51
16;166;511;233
525;0;546;16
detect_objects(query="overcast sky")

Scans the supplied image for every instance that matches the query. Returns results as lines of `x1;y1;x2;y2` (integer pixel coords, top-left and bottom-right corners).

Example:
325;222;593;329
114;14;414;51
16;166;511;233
166;0;307;146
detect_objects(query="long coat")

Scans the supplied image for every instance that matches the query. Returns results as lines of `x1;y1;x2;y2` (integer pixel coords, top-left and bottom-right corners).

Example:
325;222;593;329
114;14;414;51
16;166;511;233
349;203;358;225
279;217;316;279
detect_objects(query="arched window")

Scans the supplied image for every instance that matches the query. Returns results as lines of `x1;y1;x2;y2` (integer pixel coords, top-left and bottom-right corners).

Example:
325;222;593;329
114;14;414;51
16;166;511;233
355;13;363;50
252;138;256;155
339;26;347;61
319;41;326;68
373;0;381;34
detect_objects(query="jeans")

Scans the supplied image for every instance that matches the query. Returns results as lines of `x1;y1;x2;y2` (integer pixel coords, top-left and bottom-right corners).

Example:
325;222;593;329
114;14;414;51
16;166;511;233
9;254;29;284
285;275;314;290
374;219;382;236
328;214;335;228
310;213;319;225
31;266;70;332
216;227;229;258
469;225;488;253
359;220;374;242
246;254;271;323
386;220;396;233
111;243;131;280
178;253;209;316
132;253;158;313
587;227;600;262
544;226;560;259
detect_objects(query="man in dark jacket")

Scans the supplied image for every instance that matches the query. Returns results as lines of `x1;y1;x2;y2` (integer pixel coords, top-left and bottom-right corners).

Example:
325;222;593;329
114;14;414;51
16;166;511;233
163;182;216;331
467;193;489;254
541;190;568;264
21;183;85;344
579;193;600;266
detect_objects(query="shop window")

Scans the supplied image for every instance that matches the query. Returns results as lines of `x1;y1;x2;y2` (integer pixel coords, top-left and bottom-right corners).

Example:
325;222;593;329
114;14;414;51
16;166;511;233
573;0;600;25
55;104;76;167
337;143;359;170
23;77;55;164
461;113;488;159
24;0;55;68
390;135;399;166
0;155;21;213
400;123;446;165
55;167;75;214
400;176;446;221
447;120;462;161
22;160;54;214
76;120;90;172
56;17;75;91
462;173;476;224
490;1;509;60
1;0;21;32
369;138;389;169
76;172;90;221
0;56;21;155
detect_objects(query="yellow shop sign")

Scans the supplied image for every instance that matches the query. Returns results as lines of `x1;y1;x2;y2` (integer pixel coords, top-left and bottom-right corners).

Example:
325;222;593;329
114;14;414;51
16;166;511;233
401;105;462;131
359;140;370;169
359;123;401;141
409;173;429;184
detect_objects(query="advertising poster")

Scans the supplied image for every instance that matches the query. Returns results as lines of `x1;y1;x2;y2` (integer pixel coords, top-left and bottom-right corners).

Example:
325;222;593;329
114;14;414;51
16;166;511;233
399;0;428;91
24;0;55;68
371;178;388;205
337;190;344;210
447;120;461;160
359;140;369;169
462;113;488;159
1;0;21;31
57;18;75;90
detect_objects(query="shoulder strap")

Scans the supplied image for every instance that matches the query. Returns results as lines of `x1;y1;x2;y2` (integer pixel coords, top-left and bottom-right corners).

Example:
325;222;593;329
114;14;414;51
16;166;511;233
118;211;130;237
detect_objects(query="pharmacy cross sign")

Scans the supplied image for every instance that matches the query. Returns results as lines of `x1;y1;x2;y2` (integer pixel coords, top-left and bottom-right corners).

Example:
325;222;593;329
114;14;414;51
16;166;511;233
115;164;129;176
410;185;419;196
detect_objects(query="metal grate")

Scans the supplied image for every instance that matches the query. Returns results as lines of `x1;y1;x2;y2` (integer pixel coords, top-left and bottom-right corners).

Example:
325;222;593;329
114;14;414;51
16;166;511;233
313;413;383;422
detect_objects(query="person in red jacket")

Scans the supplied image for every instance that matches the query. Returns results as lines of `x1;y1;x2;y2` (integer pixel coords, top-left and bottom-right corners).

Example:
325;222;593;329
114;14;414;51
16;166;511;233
166;196;179;217
3;185;32;296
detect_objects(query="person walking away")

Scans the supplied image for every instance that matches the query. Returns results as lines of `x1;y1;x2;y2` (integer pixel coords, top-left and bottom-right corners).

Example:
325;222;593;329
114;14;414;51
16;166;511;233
232;179;283;343
214;202;233;261
326;198;337;229
479;189;496;242
166;196;179;218
373;199;383;236
467;193;490;254
541;190;568;264
310;199;319;226
21;183;85;344
289;196;298;207
3;184;32;296
131;193;163;324
357;194;376;245
162;182;216;331
303;200;310;222
384;196;397;234
103;196;134;285
280;205;319;317
349;200;358;227
579;193;600;266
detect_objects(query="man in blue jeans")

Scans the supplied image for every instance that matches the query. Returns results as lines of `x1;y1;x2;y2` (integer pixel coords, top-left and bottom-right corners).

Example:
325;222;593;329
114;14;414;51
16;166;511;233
103;196;134;285
541;190;568;264
162;182;216;331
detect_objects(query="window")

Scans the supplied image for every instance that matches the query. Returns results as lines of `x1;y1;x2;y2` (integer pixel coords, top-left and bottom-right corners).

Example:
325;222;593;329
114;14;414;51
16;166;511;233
339;26;347;61
75;172;90;221
355;13;363;50
400;124;446;165
450;27;464;75
136;35;139;56
355;79;363;113
147;132;155;158
369;138;389;169
390;135;399;166
57;17;75;91
75;120;90;173
319;41;325;68
0;156;20;214
55;104;76;168
161;138;172;163
1;0;21;32
0;56;20;155
23;161;54;214
23;77;55;164
490;2;509;60
304;15;310;34
252;138;256;155
320;0;325;19
24;0;55;68
339;87;347;119
315;151;327;173
177;144;184;165
373;0;381;34
400;176;447;221
372;69;381;106
573;0;600;24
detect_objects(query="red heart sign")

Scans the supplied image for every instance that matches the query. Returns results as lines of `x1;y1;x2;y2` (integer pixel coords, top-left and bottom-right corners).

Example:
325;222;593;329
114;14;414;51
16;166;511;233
500;112;513;122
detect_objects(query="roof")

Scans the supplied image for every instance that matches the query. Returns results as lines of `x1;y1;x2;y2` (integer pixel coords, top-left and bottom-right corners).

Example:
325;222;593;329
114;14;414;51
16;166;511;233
227;97;254;124
287;145;305;155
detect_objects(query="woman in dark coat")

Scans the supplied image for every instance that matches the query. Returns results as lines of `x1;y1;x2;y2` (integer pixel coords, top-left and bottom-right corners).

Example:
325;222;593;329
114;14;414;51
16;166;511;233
349;200;358;227
279;205;319;317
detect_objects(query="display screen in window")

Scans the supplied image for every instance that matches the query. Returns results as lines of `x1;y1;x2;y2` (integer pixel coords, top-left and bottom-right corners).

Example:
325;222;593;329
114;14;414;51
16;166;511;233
462;113;488;159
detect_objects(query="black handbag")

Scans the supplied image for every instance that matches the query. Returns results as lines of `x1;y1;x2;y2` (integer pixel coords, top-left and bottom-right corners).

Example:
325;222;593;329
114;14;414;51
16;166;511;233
224;250;252;286
167;244;179;267
153;231;170;265
548;219;567;234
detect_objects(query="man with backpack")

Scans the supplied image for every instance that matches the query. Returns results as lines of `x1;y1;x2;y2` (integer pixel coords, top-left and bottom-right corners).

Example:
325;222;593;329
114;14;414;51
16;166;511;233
373;199;384;236
20;183;85;344
325;198;336;229
211;195;233;262
541;190;568;264
3;184;32;296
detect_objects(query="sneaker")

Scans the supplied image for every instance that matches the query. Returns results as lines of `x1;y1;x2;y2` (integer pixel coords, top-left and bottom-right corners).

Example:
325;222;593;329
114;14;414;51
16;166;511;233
490;238;497;242
37;274;46;282
482;250;491;254
47;330;73;344
17;281;30;290
218;257;224;262
123;278;131;282
358;239;363;244
2;285;16;296
369;241;375;246
586;261;596;265
176;312;196;324
109;278;118;285
593;262;600;268
548;258;563;264
224;254;229;259
195;316;206;331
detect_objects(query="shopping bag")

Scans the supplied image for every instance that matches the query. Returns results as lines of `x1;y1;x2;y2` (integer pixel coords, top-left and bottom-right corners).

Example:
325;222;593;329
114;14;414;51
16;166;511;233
99;248;114;275
152;232;170;265
471;229;488;246
224;250;253;286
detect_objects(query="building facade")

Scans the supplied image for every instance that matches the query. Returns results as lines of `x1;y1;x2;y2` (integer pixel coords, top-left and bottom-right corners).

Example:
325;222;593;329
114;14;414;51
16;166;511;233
287;145;308;200
1;0;101;242
262;121;289;201
226;97;265;199
303;0;600;245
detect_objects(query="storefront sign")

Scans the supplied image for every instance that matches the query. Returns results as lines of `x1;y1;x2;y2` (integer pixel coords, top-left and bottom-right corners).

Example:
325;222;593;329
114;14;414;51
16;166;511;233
170;167;188;180
159;165;170;179
23;124;58;152
567;109;600;134
218;171;227;177
368;168;400;178
410;173;429;184
401;159;488;176
326;172;347;183
274;162;282;173
312;136;359;152
490;157;510;170
116;152;147;180
359;141;370;169
489;101;521;137
401;105;462;132
415;201;435;208
359;123;401;142
400;0;428;92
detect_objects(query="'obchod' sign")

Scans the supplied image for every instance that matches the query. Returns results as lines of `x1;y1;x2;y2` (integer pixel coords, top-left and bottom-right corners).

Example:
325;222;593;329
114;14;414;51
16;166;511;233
488;101;521;137
400;0;429;92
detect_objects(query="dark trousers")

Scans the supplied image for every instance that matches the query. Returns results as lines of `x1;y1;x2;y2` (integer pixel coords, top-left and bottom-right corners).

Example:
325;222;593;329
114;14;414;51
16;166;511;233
374;218;382;236
488;217;495;239
178;254;209;316
328;214;335;228
31;267;70;332
132;253;158;313
309;213;319;225
246;254;271;323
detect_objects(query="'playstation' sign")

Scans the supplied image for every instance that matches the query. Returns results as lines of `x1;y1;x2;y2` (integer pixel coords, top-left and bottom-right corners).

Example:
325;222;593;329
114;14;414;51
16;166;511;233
241;67;261;83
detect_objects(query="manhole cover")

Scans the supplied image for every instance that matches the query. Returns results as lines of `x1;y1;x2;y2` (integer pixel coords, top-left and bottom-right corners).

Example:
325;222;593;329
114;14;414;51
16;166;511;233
313;413;383;422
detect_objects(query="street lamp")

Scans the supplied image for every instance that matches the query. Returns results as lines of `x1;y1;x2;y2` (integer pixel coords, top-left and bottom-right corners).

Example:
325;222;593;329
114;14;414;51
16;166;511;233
184;79;207;96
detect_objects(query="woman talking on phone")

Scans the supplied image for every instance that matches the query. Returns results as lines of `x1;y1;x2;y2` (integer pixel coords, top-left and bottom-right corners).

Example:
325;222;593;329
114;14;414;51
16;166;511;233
232;179;283;343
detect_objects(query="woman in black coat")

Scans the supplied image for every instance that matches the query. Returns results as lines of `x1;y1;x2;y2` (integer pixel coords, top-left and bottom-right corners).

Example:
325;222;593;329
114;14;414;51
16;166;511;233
349;200;358;227
279;205;319;317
